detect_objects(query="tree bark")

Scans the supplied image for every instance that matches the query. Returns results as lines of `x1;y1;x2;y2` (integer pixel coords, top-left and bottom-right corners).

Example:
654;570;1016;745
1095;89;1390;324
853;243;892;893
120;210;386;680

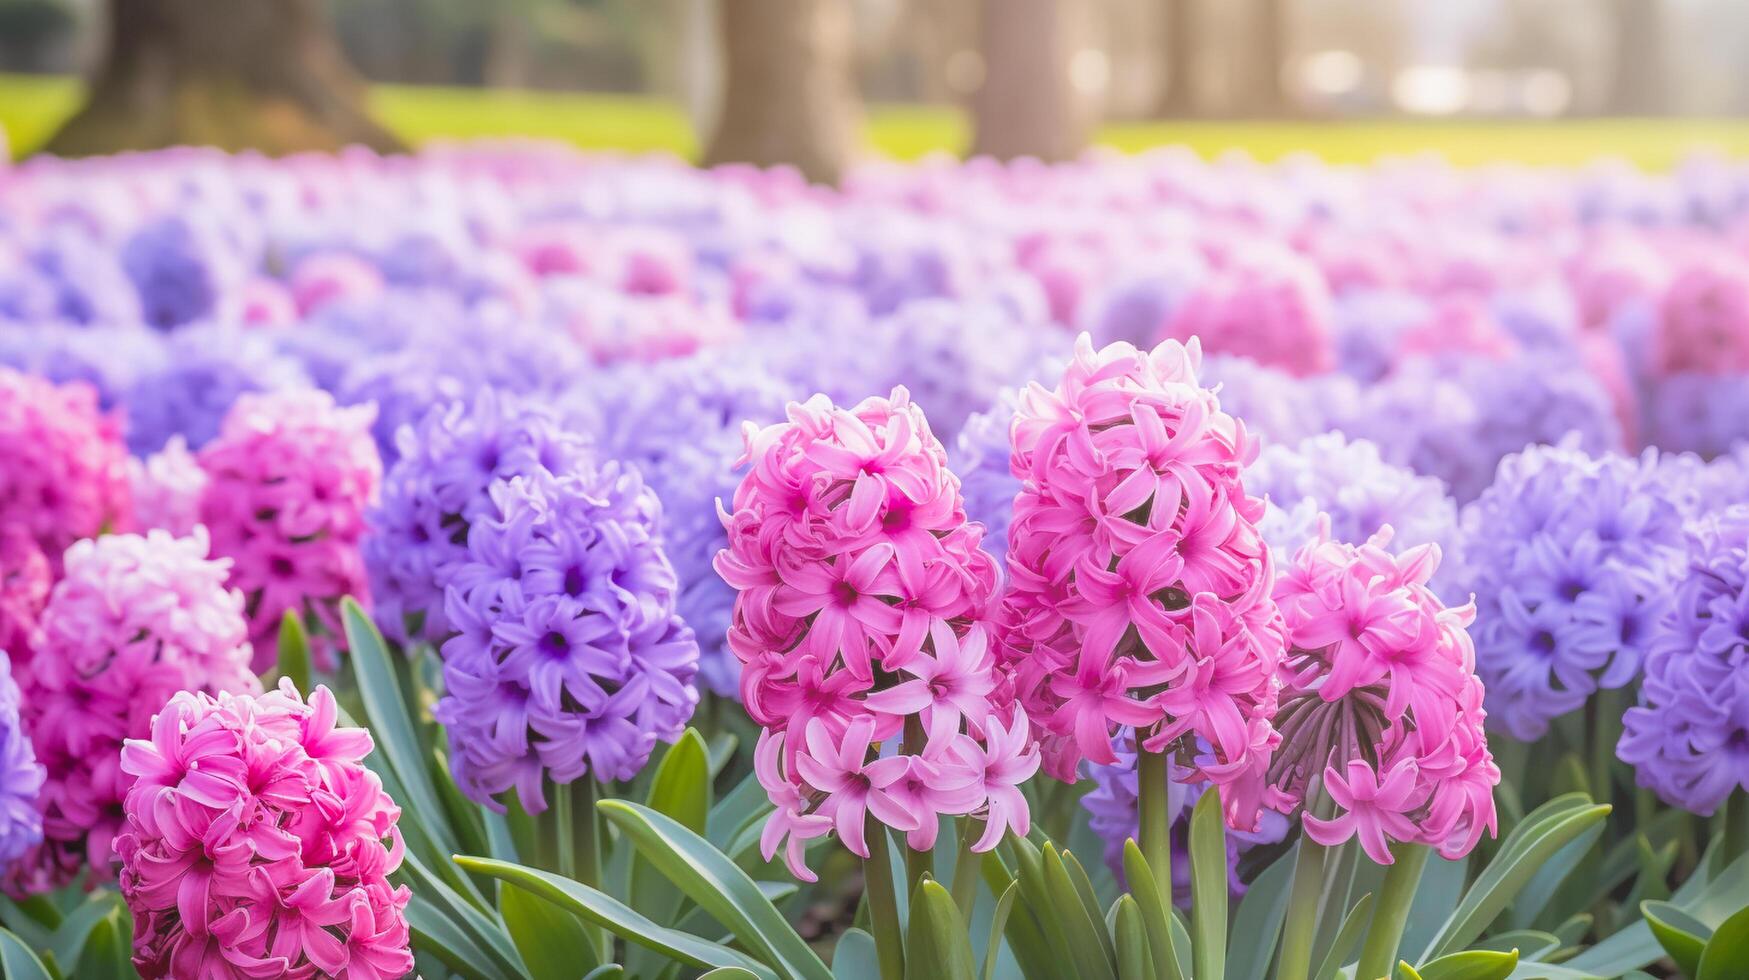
1608;0;1665;116
1157;0;1198;118
970;0;1093;162
1244;0;1289;117
702;0;861;186
45;0;400;157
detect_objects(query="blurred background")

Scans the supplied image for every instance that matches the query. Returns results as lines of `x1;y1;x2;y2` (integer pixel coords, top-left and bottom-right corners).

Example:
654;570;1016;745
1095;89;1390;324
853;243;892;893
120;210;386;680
2;0;1748;175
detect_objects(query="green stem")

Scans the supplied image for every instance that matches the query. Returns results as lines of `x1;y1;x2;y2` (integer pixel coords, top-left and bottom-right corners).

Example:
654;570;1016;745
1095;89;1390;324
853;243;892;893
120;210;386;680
1725;791;1749;865
1138;747;1175;913
864;817;906;980
950;817;983;922
573;779;606;959
1590;688;1624;812
903;716;931;888
1355;843;1431;980
1275;835;1332;980
554;780;576;880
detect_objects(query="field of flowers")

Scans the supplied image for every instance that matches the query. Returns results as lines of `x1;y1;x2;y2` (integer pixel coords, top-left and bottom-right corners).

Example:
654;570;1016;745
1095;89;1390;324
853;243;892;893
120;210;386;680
0;142;1748;979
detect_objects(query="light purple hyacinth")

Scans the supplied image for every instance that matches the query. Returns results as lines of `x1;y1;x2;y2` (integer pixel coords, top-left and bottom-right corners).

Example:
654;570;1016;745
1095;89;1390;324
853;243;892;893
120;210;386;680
1648;372;1749;460
1458;442;1687;741
1619;505;1749;815
122;324;310;453
954;389;1024;564
434;465;699;812
365;389;595;646
0;651;43;868
577;354;787;698
119;215;241;330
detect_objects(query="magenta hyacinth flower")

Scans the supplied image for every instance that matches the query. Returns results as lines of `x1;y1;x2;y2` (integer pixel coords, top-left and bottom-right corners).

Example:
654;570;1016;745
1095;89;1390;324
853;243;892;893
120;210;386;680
198;389;382;670
128;436;208;536
12;530;258;891
996;335;1285;831
1157;250;1336;378
0;529;50;664
1271;524;1499;864
0;367;131;570
718;388;1039;879
116;681;413;979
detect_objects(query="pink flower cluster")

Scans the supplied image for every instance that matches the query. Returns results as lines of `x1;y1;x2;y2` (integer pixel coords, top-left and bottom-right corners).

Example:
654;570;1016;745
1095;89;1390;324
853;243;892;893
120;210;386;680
0;367;131;570
716;388;1039;880
1271;525;1499;864
1656;254;1749;376
117;681;413;979
1158;250;1335;378
0;528;49;662
12;530;258;891
198;390;381;670
129;436;208;536
997;335;1285;830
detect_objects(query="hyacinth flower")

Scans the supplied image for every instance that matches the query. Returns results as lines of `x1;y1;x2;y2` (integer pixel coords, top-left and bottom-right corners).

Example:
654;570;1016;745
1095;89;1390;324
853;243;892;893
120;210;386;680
716;386;1038;972
1270;524;1499;980
116;681;414;979
1619;506;1749;824
0;529;50;663
0;367;132;571
1456;443;1685;744
0;652;43;870
198;389;382;671
995;334;1284;907
364;389;594;646
10;530;258;893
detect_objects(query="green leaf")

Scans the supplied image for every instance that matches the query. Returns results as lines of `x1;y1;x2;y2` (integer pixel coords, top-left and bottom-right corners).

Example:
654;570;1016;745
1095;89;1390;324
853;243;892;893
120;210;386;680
631;728;712;940
455;856;774;978
1565;840;1738;975
1416;948;1520;980
1419;794;1610;961
983;883;1018;980
1188;789;1228;980
1114;895;1157;980
1642;900;1710;978
398;849;524;977
78;912;132;980
905;880;977;980
1041;845;1116;980
1697;903;1749;980
405;896;508;980
1475;930;1560;962
583;967;626;980
1397;962;1426;980
1008;837;1078;977
1121;840;1184;980
0;927;57;980
1517;821;1605;931
501;879;603;979
1228;842;1296;980
1062;848;1117;965
833;927;880;980
1403;856;1470;964
260;610;312;692
701;971;765;980
708;771;772;847
596;800;832;980
1312;892;1375;980
42;893;121;978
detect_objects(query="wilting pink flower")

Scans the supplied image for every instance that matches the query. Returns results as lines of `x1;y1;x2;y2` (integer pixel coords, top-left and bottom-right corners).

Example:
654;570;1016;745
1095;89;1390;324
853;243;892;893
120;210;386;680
1269;524;1498;864
0;367;131;570
996;334;1285;831
719;388;1037;878
198;390;381;670
116;681;413;979
11;530;258;892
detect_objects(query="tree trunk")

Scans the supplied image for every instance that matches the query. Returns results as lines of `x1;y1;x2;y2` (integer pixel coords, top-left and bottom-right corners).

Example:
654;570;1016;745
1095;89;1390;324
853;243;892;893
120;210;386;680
45;0;400;157
1608;0;1665;116
702;0;861;186
1157;0;1198;117
970;0;1093;162
1245;0;1289;117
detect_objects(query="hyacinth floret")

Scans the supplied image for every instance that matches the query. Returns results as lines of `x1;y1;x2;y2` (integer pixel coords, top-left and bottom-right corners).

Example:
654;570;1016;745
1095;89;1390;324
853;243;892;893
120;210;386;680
116;681;414;979
14;530;258;891
1619;506;1749;815
0;651;43;868
0;367;132;568
1270;523;1499;863
434;463;700;813
716;387;1038;880
199;389;382;671
994;334;1285;831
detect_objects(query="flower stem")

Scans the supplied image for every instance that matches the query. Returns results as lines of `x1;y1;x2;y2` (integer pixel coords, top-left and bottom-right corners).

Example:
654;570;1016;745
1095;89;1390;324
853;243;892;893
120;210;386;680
554;779;576;880
1725;791;1749;865
949;817;983;922
1274;835;1332;980
1590;687;1623;812
902;715;931;888
1137;746;1174;911
573;778;607;959
864;816;906;980
1355;842;1431;980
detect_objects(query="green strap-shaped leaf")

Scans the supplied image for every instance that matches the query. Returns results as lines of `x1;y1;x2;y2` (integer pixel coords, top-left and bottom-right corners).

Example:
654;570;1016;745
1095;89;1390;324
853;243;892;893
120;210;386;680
1227;842;1296;980
596;800;832;980
709;770;772;847
1643;900;1710;978
1397;962;1426;980
632;729;712;929
982;882;1019;980
455;856;775;978
1188;790;1228;980
1474;929;1559;963
1699;904;1749;980
833;927;880;980
1415;948;1520;980
905;880;977;980
1008;837;1078;978
1041;845;1116;980
1113;895;1157;980
1121;840;1185;980
1418;794;1610;961
501;878;604;979
263;610;311;692
399;849;524;977
43;893;122;978
700;970;765;980
1063;849;1119;967
75;912;131;980
1312;892;1375;980
406;896;510;980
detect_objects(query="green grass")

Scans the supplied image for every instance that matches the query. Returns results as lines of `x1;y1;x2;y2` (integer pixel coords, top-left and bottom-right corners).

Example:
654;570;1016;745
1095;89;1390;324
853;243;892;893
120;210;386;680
5;72;1749;167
